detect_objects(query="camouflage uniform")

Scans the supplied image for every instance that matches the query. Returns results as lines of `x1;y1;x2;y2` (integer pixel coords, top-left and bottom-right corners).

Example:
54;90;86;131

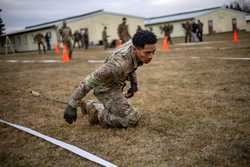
102;27;109;50
136;25;143;33
183;21;192;43
73;30;82;48
68;40;142;128
162;24;173;44
197;20;204;42
117;22;131;43
34;33;46;54
59;25;73;58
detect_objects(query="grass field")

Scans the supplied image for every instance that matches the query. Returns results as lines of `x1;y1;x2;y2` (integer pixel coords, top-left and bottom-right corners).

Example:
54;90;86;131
0;32;250;167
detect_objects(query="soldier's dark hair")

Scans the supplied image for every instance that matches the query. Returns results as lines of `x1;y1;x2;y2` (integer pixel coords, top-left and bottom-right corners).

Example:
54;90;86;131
132;30;157;49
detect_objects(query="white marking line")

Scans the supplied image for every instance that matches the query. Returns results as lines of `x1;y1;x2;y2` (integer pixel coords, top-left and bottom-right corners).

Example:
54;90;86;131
3;60;61;63
191;57;200;59
191;57;250;60
175;41;224;46
22;60;35;63
88;60;105;63
40;60;61;63
0;119;117;167
6;60;19;63
217;57;250;60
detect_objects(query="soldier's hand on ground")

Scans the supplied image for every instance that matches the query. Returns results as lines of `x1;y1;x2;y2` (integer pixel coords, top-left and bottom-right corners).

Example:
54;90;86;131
64;105;77;124
125;88;134;98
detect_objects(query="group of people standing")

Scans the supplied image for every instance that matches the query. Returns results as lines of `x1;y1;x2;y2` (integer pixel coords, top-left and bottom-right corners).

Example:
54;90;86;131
182;20;203;43
157;20;203;45
33;21;89;58
34;17;144;55
103;17;144;49
72;28;89;50
161;24;174;44
34;18;204;56
59;21;89;59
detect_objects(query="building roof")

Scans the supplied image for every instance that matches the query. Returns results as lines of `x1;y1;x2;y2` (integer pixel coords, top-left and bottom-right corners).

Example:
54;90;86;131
3;9;144;36
2;25;56;36
145;7;221;25
26;9;104;29
26;9;144;30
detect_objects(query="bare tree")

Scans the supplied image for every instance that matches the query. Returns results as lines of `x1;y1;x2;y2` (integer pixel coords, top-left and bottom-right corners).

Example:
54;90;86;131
227;0;250;13
0;9;5;36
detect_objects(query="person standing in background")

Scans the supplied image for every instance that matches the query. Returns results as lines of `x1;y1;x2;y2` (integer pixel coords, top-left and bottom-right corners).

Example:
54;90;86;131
117;17;131;44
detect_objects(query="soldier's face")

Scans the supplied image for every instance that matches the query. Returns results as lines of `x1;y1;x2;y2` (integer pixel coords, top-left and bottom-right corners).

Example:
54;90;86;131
135;44;156;64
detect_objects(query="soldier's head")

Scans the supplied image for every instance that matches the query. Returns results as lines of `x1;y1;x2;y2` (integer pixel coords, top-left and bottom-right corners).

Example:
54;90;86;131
122;17;127;23
132;30;157;64
63;21;67;27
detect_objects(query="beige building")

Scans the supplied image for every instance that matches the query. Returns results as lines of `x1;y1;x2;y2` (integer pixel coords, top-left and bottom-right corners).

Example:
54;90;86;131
0;9;144;53
0;25;58;53
145;7;249;38
246;15;250;31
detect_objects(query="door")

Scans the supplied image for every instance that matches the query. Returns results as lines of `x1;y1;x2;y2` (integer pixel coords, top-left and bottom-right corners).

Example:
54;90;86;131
208;20;213;35
232;18;238;32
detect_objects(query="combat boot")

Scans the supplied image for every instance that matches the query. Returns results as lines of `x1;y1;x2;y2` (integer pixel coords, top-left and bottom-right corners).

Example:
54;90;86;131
87;103;99;125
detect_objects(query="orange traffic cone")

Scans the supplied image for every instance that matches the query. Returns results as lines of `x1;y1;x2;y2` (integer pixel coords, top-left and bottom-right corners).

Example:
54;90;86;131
233;31;239;43
162;37;169;52
62;45;70;63
116;39;123;48
54;43;60;55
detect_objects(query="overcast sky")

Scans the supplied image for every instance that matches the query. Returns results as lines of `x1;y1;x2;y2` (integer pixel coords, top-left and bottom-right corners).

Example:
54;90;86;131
0;0;233;33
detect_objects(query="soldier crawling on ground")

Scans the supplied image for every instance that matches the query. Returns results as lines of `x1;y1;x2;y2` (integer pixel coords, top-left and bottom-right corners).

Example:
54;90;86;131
64;30;157;128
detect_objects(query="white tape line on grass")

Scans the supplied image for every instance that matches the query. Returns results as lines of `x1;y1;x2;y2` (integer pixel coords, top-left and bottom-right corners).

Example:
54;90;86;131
190;57;250;61
6;60;19;63
0;119;117;167
191;57;200;59
4;60;61;63
88;60;105;63
217;57;250;60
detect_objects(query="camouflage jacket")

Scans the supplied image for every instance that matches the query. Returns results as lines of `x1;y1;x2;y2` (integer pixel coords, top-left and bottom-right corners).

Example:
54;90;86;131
69;40;143;108
34;33;44;43
59;26;72;42
117;23;131;42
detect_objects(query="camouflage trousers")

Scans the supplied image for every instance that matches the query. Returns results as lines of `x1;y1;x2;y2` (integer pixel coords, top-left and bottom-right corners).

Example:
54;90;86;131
63;40;73;59
86;88;141;128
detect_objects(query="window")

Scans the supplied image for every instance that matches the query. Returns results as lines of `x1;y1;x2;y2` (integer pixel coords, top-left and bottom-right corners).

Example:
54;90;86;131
208;20;213;34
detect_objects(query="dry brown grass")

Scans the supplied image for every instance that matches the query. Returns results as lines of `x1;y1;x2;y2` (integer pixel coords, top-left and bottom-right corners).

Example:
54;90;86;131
0;32;250;167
